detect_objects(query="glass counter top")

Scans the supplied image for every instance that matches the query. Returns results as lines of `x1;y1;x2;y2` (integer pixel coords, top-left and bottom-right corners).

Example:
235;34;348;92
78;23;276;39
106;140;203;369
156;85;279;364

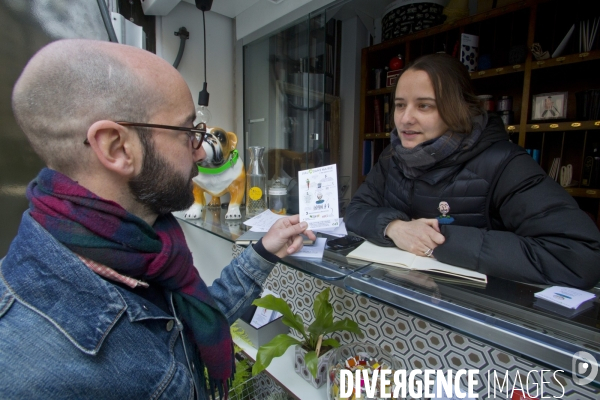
174;210;600;385
173;210;371;281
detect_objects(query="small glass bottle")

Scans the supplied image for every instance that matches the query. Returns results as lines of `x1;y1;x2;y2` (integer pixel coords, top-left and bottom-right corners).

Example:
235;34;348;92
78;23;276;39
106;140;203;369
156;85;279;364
268;179;288;215
246;146;267;217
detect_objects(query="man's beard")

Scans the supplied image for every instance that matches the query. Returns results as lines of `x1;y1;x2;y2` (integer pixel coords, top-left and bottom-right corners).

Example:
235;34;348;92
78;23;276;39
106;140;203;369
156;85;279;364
128;140;197;216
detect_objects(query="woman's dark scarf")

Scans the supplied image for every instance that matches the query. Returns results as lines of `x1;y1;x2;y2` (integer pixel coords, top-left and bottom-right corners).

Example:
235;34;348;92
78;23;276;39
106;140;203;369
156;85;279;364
391;113;488;179
27;168;233;398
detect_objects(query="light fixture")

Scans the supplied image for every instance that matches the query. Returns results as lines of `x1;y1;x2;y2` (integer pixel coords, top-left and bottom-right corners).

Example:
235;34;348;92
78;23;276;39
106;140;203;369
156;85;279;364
195;0;213;126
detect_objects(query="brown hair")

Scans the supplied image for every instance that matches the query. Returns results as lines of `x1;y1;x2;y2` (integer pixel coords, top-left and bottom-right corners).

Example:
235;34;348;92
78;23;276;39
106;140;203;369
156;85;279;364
396;53;484;134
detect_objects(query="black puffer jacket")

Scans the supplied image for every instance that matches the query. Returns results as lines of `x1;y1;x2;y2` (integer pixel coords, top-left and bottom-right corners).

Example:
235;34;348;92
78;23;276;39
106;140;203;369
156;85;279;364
346;116;600;288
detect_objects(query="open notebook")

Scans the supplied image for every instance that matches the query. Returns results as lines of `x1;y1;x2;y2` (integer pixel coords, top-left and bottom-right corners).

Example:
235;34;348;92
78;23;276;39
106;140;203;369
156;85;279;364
347;241;487;284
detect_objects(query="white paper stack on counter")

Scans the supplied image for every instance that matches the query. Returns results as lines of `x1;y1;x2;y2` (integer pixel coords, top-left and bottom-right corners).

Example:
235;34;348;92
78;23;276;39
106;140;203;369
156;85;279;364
288;238;327;260
533;286;597;318
311;218;347;237
237;210;315;246
243;210;286;232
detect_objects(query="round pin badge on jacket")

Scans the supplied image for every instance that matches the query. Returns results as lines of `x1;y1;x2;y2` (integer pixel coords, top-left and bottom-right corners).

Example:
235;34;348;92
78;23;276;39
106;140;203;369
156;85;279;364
437;201;455;225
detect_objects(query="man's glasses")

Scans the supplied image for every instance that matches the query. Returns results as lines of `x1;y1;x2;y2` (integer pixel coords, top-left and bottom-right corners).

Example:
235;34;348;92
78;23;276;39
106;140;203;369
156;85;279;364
83;121;206;150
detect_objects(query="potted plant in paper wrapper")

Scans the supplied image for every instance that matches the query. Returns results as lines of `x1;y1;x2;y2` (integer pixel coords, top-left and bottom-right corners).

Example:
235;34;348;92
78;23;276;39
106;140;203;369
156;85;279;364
251;288;362;388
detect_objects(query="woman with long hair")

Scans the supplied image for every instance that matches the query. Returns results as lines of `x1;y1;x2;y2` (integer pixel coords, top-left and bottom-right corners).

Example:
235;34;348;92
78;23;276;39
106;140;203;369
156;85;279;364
346;53;600;289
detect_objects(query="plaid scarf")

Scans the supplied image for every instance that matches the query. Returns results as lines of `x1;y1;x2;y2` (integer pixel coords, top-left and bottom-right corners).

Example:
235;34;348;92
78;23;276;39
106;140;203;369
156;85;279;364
27;168;233;398
391;113;488;179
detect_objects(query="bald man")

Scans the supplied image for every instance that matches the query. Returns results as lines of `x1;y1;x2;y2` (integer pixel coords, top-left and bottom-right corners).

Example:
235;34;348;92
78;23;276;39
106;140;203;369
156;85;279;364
0;39;314;399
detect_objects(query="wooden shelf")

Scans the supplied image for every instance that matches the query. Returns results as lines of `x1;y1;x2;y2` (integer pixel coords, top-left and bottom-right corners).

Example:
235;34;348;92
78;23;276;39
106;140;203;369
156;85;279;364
366;87;394;96
364;132;391;139
470;64;525;80
361;122;600;140
564;187;600;198
364;0;532;53
531;50;600;70
523;120;600;132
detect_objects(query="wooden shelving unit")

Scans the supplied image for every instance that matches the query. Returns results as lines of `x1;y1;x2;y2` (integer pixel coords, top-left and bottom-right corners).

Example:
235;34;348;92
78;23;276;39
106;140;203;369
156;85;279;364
357;0;600;227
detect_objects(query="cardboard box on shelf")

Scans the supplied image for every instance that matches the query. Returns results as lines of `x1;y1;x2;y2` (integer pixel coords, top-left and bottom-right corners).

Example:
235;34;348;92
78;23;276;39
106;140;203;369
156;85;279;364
386;69;403;87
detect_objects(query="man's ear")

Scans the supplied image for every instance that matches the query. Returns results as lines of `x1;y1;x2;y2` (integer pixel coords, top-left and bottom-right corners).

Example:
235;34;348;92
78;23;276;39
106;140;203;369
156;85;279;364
86;121;139;177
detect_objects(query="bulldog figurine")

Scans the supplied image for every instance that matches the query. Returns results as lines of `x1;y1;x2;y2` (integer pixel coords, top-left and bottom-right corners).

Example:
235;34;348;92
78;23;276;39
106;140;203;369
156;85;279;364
184;127;245;220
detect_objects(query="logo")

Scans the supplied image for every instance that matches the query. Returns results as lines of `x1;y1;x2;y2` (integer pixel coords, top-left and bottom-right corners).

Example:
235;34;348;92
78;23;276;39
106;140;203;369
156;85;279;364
572;351;598;386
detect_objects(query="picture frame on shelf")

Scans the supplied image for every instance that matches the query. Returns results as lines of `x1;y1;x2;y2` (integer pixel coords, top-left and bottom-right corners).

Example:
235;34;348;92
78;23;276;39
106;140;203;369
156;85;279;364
532;92;568;121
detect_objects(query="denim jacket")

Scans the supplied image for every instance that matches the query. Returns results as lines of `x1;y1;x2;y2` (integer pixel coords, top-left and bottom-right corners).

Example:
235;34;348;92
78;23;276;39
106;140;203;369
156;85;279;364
0;212;275;399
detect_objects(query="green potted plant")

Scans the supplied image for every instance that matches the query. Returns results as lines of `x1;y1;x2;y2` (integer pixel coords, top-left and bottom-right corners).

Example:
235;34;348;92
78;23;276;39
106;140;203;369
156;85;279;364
251;287;362;388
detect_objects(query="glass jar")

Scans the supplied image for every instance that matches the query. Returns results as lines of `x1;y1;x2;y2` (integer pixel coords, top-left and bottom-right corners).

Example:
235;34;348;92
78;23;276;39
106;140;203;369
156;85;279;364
500;110;514;126
245;146;267;217
268;179;288;215
327;341;401;400
496;95;513;111
477;94;495;112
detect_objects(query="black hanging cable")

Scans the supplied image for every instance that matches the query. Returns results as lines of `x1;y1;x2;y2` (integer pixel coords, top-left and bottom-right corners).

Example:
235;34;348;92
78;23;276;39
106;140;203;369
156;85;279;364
198;9;210;106
203;10;207;84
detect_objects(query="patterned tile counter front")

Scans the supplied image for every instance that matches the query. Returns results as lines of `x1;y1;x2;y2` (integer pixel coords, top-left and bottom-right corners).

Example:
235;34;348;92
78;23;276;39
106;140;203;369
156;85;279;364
232;243;600;399
265;264;600;399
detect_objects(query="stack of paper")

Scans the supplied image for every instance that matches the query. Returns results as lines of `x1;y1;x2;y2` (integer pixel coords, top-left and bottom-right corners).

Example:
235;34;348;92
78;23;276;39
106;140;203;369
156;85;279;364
311;218;347;237
534;286;597;309
288;238;327;260
244;210;286;232
533;286;597;318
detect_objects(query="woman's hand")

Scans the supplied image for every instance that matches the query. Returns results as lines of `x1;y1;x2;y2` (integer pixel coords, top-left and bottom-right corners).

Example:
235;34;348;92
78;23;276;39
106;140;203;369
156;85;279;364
385;218;445;257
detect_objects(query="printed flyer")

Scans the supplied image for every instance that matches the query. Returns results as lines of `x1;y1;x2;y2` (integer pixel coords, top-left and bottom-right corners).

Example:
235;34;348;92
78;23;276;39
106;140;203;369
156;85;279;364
298;164;339;230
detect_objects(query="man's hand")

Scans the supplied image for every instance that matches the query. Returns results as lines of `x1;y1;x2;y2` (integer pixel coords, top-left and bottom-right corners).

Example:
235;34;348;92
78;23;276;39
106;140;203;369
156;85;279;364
386;218;445;257
262;215;316;258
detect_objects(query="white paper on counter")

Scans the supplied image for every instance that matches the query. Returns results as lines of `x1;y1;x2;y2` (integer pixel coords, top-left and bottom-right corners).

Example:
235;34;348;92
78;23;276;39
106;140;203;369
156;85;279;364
311;219;347;237
289;238;327;260
534;286;597;309
298;164;340;230
243;210;286;232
